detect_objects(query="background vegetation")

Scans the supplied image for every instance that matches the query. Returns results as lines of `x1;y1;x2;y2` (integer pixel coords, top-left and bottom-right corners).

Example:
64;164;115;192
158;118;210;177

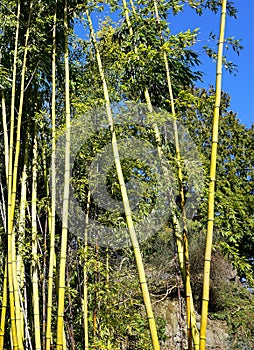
0;0;253;349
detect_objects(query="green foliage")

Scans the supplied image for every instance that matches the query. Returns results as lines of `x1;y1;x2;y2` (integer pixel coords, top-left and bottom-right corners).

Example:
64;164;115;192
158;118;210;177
186;0;237;17
188;238;254;347
0;0;252;348
203;34;243;75
112;14;201;105
176;88;254;283
210;283;254;349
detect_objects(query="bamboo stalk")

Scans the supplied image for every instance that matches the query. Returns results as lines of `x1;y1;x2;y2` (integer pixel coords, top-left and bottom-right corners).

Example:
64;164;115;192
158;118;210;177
16;135;29;346
152;1;200;347
86;9;160;349
11;0;33;217
56;0;71;347
7;1;21;347
46;2;57;349
1;92;9;180
63;328;67;350
123;0;153;115
11;4;33;346
82;191;90;349
42;224;47;347
31;127;41;350
0;88;9;350
66;265;75;350
126;1;199;347
0;262;7;349
93;241;98;349
7;3;33;347
199;2;227;349
105;246;110;348
16;256;24;338
39;112;51;349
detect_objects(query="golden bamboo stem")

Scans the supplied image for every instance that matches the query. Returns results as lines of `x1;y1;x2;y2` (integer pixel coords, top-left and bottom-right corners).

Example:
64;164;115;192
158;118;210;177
86;9;160;349
16;135;29;345
46;2;57;349
31;128;41;349
11;4;33;346
199;1;227;349
7;1;21;347
1;92;9;180
0;89;9;350
124;1;198;346
82;191;90;349
0;262;8;349
152;1;200;347
56;0;71;347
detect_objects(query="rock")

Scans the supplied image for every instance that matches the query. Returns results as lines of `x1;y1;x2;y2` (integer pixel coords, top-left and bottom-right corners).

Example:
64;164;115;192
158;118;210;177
206;318;229;349
154;298;229;350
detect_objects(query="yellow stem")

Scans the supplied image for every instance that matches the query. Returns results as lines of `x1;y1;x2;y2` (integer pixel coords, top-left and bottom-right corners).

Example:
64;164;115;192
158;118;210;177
82;191;90;349
7;1;20;347
199;1;227;349
86;9;160;350
0;262;7;350
46;3;57;349
31;128;41;349
56;0;71;348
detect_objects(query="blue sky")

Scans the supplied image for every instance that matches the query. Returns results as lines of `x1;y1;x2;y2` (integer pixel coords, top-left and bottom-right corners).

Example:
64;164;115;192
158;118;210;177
76;1;253;128
169;1;253;128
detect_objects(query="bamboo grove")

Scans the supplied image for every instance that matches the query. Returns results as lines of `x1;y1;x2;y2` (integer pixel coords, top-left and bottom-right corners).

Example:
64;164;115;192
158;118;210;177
0;0;253;349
